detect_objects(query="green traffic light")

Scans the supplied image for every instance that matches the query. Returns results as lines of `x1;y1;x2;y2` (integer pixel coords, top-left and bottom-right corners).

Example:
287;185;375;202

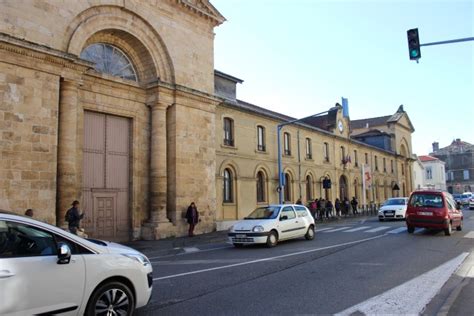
410;50;419;58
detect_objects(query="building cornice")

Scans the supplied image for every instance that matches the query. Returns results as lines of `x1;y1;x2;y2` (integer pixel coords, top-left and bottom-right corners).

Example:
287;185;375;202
172;0;226;26
0;32;92;73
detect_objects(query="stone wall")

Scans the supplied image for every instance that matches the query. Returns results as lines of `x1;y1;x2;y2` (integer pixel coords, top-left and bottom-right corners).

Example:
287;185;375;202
0;62;59;223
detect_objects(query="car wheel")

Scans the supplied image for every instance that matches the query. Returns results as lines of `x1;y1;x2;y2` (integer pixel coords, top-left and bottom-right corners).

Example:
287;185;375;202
233;243;244;248
407;226;415;233
444;222;452;236
456;220;463;231
305;225;315;240
379;218;384;222
85;281;135;316
266;231;278;247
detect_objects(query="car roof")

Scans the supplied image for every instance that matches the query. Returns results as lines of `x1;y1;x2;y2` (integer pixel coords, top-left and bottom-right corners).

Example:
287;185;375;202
0;211;102;253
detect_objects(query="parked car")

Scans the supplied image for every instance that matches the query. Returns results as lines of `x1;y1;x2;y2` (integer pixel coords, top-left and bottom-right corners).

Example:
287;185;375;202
460;192;473;205
452;193;462;204
378;197;409;221
0;211;153;316
228;204;315;247
406;190;463;236
469;197;474;210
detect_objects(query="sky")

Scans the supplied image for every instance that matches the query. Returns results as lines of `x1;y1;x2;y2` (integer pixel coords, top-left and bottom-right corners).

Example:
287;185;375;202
212;0;474;156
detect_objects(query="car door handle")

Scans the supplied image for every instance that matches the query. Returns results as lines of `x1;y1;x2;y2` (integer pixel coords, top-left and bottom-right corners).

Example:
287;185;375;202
0;270;15;279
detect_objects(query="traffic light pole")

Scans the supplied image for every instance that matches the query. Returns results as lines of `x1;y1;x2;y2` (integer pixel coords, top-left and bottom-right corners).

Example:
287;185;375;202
420;37;474;47
277;110;329;204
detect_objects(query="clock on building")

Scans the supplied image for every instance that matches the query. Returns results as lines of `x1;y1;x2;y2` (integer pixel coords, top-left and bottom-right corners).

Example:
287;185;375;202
338;120;344;133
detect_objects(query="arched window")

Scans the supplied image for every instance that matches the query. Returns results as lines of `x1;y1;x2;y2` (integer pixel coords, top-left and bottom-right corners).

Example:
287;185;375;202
80;43;137;81
306;175;313;201
256;171;266;202
223;168;233;203
284;173;292;202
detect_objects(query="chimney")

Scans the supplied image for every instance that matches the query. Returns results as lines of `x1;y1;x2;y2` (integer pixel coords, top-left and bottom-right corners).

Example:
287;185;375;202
432;142;439;152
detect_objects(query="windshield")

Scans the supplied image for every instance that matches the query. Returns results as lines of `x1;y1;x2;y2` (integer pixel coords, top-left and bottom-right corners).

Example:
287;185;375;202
461;193;472;198
452;194;461;199
384;198;407;206
409;194;444;208
245;206;280;219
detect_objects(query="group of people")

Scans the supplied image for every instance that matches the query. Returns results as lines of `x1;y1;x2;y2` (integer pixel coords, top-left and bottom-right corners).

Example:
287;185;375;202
300;196;359;220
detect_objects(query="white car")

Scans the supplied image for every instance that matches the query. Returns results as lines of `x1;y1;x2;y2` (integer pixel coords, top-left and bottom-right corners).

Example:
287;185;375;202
378;197;409;221
228;204;315;247
0;211;152;316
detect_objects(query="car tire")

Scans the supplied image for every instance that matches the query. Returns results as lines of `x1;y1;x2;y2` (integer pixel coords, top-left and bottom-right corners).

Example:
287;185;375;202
266;231;278;247
85;281;135;316
456;220;463;231
233;243;244;248
407;226;415;233
444;222;452;236
379;218;384;222
305;225;315;240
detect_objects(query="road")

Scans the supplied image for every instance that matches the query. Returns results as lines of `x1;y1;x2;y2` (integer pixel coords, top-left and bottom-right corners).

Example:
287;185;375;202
137;211;474;315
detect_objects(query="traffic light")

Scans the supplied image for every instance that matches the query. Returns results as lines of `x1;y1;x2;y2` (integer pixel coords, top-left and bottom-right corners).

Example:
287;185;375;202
407;28;421;60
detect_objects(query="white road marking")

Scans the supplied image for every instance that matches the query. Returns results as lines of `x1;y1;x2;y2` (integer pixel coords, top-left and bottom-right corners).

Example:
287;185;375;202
365;226;391;233
387;227;407;234
148;245;233;260
463;231;474;238
323;227;351;233
183;247;200;253
344;226;371;232
336;252;469;316
314;227;334;233
153;234;386;281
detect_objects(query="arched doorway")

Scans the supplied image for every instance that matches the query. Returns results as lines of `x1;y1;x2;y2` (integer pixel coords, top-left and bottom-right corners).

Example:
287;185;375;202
339;175;348;200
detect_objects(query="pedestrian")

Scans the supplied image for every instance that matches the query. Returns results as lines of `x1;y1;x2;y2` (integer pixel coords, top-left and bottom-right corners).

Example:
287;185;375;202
24;209;33;217
326;200;333;218
295;197;303;205
351;197;359;215
335;198;341;217
309;199;317;220
185;202;199;237
65;200;84;235
319;198;326;221
344;197;350;216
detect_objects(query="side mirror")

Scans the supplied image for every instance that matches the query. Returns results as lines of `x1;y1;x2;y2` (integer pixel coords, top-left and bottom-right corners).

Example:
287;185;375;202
280;215;288;221
57;242;71;264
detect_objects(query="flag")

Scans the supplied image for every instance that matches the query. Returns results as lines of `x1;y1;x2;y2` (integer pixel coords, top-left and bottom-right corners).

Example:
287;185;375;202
364;164;372;188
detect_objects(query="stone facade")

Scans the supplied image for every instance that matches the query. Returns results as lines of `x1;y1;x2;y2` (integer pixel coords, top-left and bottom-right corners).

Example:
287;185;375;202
0;0;223;240
0;0;415;240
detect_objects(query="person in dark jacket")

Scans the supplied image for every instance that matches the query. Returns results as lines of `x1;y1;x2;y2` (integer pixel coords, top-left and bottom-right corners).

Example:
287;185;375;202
326;200;333;218
185;202;199;237
351;197;359;215
66;200;84;235
335;198;341;217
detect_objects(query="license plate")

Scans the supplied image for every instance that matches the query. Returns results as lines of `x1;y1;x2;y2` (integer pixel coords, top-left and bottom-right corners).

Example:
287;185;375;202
236;234;246;238
418;211;432;216
386;212;394;214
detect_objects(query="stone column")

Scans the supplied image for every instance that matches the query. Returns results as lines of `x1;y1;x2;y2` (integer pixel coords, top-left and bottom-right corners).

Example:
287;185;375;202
57;79;79;226
149;102;169;223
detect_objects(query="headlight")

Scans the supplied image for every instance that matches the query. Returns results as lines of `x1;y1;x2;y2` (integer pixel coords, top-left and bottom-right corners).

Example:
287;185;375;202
122;253;151;266
229;225;235;232
252;225;264;232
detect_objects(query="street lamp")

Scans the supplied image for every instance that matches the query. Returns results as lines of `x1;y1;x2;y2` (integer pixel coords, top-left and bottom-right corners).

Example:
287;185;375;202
277;110;329;204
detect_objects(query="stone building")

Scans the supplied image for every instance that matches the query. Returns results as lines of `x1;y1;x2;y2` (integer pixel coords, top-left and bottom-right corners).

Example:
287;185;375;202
0;0;415;240
431;139;474;194
418;155;446;190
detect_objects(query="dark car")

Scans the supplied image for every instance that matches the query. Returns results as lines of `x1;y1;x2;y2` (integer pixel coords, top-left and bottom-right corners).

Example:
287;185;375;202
406;190;463;236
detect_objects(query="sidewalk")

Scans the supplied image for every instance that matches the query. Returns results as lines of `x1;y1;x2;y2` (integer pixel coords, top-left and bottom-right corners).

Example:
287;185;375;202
124;213;377;258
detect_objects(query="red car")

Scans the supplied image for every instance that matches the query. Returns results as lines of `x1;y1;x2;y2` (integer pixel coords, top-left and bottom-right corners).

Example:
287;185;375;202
406;190;463;236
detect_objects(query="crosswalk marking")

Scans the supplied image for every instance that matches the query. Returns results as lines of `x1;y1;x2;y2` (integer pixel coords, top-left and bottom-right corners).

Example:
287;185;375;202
344;226;371;232
315;227;333;233
464;231;474;238
364;226;391;233
387;227;407;234
323;227;351;233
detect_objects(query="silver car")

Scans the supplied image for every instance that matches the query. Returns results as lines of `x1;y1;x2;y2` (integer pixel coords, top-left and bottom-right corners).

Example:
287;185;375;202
228;204;315;247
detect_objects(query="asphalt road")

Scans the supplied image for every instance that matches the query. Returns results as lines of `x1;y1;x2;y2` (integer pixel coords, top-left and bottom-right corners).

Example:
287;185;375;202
137;211;474;315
